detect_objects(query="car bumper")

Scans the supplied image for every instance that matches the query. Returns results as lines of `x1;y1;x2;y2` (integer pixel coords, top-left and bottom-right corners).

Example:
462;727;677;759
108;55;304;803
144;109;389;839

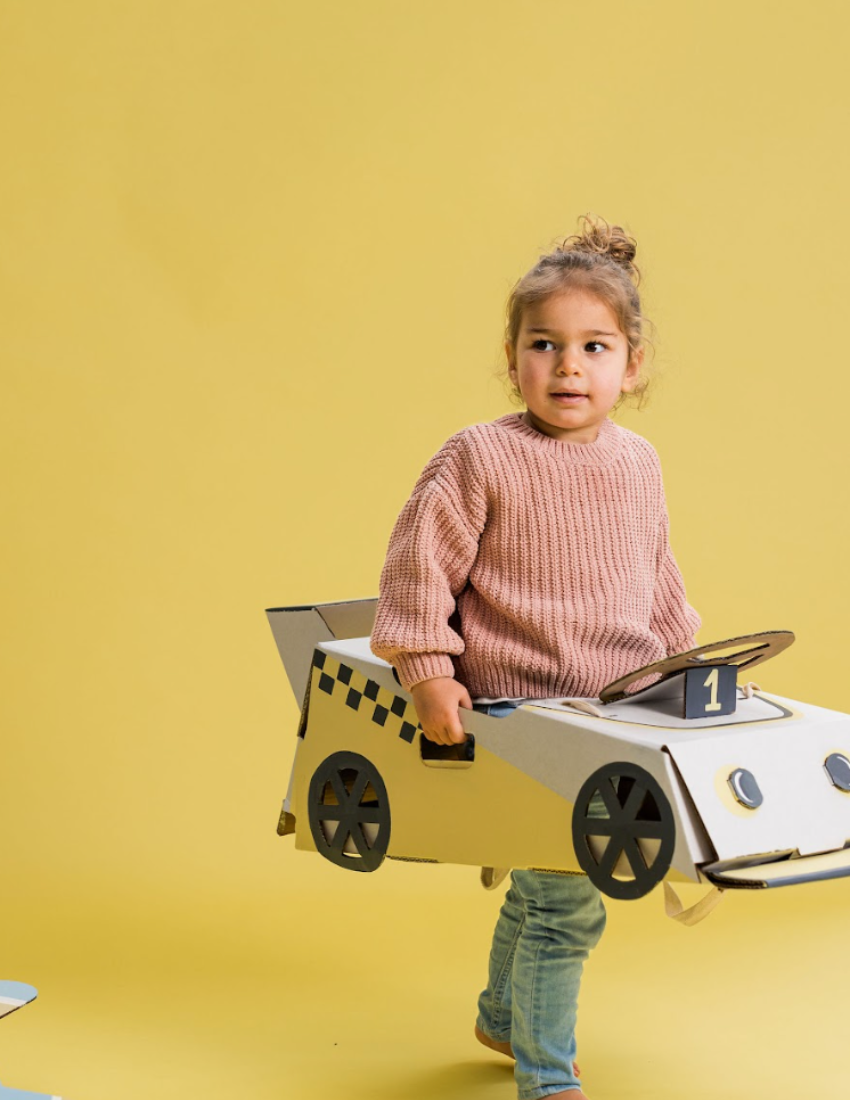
702;846;850;889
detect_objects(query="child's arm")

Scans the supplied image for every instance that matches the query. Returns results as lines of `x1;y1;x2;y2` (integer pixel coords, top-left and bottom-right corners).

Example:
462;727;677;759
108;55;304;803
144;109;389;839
370;431;487;730
650;507;702;654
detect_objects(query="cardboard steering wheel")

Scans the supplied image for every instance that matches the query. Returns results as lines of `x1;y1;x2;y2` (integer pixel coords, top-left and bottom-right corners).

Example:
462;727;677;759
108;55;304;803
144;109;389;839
599;630;795;705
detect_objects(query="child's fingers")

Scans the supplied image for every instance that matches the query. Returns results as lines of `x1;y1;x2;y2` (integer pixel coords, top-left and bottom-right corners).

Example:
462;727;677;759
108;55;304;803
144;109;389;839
421;714;466;745
420;720;457;746
448;709;468;743
412;680;470;744
457;686;474;710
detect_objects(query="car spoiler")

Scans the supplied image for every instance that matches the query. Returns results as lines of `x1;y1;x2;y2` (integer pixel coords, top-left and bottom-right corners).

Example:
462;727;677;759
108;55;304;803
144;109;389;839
265;598;379;702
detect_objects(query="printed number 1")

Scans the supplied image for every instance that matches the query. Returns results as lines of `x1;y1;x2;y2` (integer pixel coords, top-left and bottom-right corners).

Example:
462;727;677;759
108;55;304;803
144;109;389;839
704;668;722;712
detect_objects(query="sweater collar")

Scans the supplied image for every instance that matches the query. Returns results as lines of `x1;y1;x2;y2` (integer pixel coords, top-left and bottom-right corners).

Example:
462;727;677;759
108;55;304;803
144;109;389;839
493;412;624;466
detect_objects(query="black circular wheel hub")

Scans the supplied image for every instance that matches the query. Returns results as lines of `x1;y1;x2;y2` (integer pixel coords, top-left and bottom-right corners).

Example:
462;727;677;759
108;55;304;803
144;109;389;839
308;752;391;872
572;762;676;900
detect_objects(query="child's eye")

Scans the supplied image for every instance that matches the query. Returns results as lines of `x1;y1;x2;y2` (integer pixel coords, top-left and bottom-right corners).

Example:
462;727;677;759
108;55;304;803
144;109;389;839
530;339;556;352
586;341;607;353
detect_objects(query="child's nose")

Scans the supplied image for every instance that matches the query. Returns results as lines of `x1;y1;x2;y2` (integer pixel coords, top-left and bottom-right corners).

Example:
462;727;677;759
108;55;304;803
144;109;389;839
557;353;582;375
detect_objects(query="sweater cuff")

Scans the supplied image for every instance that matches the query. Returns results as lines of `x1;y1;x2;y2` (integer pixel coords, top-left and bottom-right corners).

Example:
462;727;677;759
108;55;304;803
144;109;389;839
393;652;456;691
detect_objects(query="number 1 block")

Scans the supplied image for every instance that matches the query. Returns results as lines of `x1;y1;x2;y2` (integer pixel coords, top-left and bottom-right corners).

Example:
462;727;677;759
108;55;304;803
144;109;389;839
684;665;737;719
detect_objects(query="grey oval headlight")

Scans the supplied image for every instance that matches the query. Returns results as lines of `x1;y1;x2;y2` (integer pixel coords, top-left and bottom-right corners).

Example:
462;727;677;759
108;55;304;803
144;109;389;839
825;753;850;792
728;768;763;809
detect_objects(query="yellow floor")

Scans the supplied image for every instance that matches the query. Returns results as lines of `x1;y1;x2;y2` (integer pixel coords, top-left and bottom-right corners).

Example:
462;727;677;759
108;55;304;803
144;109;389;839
2;852;848;1100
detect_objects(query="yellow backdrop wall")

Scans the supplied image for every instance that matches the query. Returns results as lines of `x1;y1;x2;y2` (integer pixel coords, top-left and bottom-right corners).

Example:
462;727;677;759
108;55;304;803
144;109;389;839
2;2;848;1098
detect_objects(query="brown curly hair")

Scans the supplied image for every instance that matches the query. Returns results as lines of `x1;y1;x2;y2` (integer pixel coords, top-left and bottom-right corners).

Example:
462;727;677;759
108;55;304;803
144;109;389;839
503;213;655;408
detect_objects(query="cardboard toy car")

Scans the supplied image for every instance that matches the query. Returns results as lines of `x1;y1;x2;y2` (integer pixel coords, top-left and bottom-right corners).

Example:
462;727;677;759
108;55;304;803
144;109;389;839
267;599;850;904
0;981;63;1099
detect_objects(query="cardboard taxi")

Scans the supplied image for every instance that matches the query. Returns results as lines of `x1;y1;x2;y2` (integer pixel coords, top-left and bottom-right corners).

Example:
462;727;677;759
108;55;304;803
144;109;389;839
267;599;850;907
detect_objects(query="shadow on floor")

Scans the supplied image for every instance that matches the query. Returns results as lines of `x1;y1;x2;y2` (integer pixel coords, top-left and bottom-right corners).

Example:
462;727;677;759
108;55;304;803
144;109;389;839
371;1059;514;1100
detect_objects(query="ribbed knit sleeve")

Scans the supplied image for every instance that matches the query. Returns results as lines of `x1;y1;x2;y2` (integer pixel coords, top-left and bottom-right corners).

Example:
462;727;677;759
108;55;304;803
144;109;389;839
370;431;488;690
650;507;702;655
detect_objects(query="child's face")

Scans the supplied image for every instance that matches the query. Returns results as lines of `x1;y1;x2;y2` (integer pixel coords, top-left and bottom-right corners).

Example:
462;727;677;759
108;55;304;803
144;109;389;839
507;290;642;444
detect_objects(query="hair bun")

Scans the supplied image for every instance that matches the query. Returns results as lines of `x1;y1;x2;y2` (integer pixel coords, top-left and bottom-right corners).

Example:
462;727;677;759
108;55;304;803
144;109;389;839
562;213;638;274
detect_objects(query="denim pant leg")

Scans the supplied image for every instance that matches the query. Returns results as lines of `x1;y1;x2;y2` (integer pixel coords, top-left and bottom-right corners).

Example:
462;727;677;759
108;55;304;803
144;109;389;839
476;868;607;1099
475;875;525;1042
509;870;606;1099
472;700;607;1097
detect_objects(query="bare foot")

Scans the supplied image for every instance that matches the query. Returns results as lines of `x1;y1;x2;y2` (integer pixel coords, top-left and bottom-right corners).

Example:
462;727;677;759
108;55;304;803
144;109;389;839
474;1023;514;1058
473;1024;581;1077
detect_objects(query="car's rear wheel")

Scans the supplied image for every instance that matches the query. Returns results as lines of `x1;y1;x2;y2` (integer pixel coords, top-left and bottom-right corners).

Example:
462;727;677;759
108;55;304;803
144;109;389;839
571;762;675;899
308;752;391;872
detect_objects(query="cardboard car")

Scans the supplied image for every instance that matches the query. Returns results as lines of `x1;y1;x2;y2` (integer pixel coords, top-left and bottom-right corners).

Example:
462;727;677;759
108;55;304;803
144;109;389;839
267;599;850;904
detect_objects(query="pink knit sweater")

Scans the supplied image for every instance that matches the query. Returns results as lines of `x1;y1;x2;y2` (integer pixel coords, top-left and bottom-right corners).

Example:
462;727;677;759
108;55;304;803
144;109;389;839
370;413;701;699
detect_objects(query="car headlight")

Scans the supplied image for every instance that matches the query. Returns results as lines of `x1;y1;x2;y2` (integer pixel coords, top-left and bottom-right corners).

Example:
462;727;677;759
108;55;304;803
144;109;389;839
824;753;850;792
727;768;763;809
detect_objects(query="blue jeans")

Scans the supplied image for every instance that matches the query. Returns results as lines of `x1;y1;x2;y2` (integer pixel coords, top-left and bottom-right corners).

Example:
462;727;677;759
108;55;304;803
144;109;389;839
473;701;607;1098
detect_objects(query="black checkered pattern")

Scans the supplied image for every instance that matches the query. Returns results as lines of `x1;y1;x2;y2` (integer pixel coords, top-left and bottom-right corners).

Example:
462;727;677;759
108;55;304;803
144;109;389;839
312;648;422;744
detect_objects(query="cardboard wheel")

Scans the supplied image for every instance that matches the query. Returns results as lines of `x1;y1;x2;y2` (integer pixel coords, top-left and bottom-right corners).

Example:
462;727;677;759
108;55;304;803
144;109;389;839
308;751;391;872
571;763;675;900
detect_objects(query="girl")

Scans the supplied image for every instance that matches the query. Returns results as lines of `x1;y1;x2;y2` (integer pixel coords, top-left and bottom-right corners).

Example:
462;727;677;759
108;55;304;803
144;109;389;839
370;214;701;1100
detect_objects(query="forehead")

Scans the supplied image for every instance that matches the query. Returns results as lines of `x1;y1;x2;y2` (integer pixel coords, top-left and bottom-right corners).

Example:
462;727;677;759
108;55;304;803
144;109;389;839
521;290;621;334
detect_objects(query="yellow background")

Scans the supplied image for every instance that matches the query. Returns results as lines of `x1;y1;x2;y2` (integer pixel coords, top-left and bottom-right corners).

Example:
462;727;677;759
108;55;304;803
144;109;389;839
2;2;848;1097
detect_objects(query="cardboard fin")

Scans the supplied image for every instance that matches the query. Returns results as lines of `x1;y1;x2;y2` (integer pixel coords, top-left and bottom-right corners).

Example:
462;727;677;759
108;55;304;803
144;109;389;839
267;607;334;701
266;600;379;702
316;599;378;640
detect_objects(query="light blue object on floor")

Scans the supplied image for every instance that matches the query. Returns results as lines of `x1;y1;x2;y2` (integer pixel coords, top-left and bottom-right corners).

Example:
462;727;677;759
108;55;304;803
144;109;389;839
0;984;37;1021
0;1084;62;1099
0;983;63;1098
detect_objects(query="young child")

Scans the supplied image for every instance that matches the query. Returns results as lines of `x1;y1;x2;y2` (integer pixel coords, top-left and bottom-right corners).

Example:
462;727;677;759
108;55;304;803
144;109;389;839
369;214;701;1100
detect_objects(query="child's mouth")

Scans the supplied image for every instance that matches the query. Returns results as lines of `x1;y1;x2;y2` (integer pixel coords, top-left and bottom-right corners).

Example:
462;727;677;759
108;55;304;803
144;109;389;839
551;392;587;404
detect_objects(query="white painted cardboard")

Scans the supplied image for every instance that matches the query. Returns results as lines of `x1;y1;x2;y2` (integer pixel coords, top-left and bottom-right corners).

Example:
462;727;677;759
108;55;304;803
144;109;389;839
267;603;850;899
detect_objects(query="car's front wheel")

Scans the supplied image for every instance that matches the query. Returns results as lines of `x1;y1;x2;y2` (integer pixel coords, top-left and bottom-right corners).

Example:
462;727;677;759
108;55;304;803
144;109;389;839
307;751;391;872
571;762;675;899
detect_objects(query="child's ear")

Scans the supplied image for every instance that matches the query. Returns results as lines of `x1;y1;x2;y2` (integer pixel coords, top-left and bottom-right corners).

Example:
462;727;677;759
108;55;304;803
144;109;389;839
506;341;517;382
621;346;644;393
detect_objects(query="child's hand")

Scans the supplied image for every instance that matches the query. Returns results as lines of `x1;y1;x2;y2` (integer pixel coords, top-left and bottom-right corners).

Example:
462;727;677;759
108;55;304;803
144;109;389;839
411;677;473;745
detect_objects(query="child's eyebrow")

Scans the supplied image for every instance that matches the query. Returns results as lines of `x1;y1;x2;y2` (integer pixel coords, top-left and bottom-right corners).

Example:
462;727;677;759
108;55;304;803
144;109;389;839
526;327;617;337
